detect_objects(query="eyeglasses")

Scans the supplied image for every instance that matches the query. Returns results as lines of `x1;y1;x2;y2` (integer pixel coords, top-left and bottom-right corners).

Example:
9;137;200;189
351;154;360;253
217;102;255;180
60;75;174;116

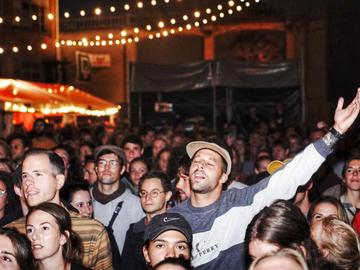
0;189;6;197
345;167;360;174
97;159;120;169
139;189;165;198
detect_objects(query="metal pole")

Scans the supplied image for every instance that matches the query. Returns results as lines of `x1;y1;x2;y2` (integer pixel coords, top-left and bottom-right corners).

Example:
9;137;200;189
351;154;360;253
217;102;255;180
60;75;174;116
55;0;62;83
127;61;133;128
212;84;217;132
138;93;142;126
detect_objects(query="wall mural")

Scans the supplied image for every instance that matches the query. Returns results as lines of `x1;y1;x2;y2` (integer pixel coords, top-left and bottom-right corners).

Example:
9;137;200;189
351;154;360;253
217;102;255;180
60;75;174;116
227;30;286;62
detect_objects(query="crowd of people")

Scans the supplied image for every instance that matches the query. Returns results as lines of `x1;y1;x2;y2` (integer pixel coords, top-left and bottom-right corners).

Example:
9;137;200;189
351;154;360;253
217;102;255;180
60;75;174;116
0;90;360;269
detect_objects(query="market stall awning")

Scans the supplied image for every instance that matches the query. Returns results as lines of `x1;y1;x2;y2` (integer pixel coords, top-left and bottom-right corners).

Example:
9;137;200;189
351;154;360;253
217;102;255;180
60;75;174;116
0;79;119;116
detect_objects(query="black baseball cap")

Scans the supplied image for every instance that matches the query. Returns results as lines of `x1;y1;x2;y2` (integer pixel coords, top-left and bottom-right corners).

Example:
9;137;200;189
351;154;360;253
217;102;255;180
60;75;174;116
143;213;192;244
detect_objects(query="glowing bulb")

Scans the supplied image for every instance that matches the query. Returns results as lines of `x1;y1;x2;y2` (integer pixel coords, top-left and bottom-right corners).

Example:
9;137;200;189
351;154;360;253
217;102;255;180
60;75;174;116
137;2;143;8
27;45;32;51
170;29;175;34
186;24;191;30
156;33;161;38
12;46;19;53
219;12;224;18
55;42;60;47
151;0;157;5
162;31;168;36
228;0;235;7
121;30;127;37
183;15;188;21
121;39;126;44
80;10;85;16
146;25;152;31
170;18;176;24
202;19;208;24
228;9;233;14
101;40;106;46
124;4;130;10
236;5;242;11
0;48;3;54
206;8;211;14
194;21;200;27
127;38;133;43
178;26;183;31
164;0;170;3
32;15;37;21
64;12;70;18
134;27;139;33
95;35;100;40
47;13;54;20
110;6;116;12
149;34;154;39
15;16;20;22
211;15;217;21
134;37;139;42
158;21;164;28
115;40;120;44
217;5;223;10
246;2;250;7
95;8;101;15
194;11;200;18
108;33;114;39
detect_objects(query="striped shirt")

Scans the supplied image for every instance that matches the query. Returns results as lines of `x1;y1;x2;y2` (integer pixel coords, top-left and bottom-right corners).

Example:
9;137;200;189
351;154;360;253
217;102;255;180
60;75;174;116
7;210;113;270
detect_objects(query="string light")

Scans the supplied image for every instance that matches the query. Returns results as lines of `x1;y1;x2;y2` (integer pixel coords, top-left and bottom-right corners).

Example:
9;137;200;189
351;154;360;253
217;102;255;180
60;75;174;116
0;0;262;51
110;6;116;12
94;8;101;15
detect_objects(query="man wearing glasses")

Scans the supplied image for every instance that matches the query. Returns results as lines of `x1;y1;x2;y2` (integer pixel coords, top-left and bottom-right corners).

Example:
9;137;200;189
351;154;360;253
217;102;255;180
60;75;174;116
92;145;145;256
121;171;173;270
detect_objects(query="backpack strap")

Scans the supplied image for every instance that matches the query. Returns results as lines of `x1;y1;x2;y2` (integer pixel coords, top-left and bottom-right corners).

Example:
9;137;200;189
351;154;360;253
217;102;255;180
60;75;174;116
108;201;124;229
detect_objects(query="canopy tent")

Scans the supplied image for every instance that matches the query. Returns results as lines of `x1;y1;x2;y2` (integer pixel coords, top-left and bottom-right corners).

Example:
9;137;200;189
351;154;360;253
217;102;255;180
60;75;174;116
130;60;302;130
0;79;119;116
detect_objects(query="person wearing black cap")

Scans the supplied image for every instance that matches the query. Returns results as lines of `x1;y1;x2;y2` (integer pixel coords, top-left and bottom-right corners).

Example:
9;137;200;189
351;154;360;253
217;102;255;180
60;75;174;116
142;212;192;268
169;90;360;270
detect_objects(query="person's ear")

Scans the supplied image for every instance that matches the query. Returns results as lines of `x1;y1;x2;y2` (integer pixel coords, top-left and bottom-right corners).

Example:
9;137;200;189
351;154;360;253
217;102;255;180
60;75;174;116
220;173;228;184
142;246;151;265
55;174;65;190
120;165;126;175
60;230;69;246
14;185;23;198
165;191;173;202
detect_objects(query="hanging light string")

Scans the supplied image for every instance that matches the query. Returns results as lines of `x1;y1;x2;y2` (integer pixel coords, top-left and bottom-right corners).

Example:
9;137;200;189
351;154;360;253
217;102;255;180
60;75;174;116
0;0;261;54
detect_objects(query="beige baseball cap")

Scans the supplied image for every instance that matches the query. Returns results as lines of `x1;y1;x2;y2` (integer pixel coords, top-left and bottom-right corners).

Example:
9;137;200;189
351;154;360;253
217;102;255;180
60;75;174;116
186;141;232;176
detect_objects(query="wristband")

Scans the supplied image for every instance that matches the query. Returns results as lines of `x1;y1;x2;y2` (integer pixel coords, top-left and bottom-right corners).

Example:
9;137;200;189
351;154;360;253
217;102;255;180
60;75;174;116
322;127;343;148
329;127;344;139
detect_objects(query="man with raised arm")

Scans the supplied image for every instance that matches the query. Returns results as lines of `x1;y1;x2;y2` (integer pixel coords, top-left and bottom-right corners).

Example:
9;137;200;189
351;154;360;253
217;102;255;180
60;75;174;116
171;90;360;270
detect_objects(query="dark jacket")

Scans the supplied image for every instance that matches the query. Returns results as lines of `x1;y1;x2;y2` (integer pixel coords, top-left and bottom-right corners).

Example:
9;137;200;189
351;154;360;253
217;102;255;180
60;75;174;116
120;217;148;270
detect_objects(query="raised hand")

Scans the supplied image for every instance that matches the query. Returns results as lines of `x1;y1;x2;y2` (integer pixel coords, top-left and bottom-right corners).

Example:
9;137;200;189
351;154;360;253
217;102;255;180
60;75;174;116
333;88;360;134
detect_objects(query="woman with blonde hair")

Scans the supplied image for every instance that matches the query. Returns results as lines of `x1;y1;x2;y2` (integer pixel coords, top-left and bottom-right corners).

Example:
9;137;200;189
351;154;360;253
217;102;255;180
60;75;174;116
249;248;309;270
311;216;360;270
